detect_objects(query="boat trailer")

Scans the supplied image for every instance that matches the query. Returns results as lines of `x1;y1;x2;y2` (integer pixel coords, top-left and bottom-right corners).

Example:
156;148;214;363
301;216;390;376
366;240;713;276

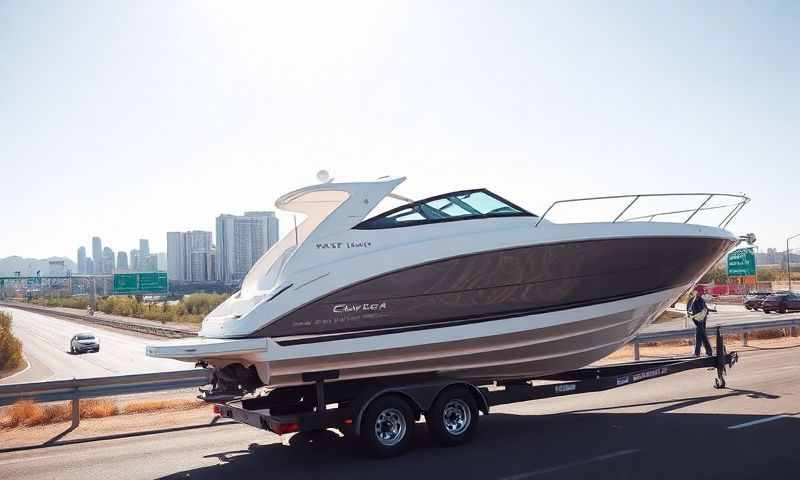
211;327;737;457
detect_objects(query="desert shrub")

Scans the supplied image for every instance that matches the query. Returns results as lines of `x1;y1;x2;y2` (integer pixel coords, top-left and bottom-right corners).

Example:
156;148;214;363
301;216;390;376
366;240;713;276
28;292;230;325
0;311;23;371
182;293;229;315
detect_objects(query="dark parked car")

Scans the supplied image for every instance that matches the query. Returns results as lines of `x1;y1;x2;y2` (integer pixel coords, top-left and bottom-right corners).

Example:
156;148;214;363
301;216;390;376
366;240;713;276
743;292;771;311
761;293;800;314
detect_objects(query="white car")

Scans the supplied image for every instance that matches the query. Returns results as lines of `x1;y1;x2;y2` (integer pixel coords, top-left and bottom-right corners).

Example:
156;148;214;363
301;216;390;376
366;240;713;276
70;333;100;354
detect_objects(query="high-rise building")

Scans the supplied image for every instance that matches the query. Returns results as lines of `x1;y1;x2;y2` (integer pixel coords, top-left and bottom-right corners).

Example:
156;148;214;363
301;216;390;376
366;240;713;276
137;239;153;271
102;247;115;274
130;249;139;271
92;237;102;269
156;252;167;272
167;232;187;281
186;231;212;282
168;231;215;282
207;247;217;282
117;251;128;271
216;211;279;284
77;246;87;274
85;257;95;275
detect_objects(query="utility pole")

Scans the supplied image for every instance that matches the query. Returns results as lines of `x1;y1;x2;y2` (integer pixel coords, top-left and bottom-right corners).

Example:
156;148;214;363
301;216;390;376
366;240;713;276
89;277;97;311
788;233;800;292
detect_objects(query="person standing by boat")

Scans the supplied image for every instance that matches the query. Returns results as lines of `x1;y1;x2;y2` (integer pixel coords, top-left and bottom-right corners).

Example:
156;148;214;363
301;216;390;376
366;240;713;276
687;290;712;356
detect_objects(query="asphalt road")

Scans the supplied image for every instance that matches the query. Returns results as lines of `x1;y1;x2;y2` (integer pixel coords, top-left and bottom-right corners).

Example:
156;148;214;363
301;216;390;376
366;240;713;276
1;345;798;479
0;307;192;385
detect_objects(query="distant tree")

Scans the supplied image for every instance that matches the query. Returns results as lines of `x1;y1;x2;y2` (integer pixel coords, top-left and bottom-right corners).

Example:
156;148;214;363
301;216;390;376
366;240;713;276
757;267;780;281
700;266;727;284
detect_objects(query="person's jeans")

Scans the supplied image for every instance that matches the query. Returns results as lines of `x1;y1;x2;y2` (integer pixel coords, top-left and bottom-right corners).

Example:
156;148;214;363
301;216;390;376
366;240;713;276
693;318;713;356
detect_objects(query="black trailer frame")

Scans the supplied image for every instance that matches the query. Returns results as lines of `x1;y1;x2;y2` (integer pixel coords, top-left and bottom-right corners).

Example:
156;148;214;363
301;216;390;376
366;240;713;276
213;328;738;457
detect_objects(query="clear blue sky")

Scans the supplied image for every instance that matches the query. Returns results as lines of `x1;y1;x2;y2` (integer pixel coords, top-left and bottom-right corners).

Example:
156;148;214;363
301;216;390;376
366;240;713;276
1;1;797;260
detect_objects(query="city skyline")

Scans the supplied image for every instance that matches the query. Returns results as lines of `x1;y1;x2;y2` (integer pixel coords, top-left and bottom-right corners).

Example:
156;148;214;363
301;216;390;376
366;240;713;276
67;207;281;282
73;234;164;275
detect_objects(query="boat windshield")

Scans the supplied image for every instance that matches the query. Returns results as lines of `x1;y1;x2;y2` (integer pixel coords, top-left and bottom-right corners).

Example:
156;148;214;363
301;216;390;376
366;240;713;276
355;189;533;229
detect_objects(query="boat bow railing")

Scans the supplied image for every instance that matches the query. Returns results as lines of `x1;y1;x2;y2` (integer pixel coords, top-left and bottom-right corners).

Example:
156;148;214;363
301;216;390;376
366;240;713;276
534;193;749;228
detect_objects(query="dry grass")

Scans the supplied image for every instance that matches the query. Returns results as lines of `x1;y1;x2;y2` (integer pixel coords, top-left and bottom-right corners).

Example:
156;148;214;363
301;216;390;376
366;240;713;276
122;399;204;415
81;399;120;418
0;397;204;429
0;400;71;428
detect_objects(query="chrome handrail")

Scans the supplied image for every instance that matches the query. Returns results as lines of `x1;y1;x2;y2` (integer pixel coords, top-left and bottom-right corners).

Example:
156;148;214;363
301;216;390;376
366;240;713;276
534;193;749;229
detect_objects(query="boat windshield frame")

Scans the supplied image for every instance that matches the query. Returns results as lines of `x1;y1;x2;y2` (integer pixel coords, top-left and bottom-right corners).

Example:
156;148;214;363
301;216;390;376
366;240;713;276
354;188;535;230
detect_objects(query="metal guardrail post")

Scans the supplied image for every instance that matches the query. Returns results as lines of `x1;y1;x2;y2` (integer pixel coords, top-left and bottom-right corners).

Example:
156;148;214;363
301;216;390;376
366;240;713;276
71;382;80;429
633;341;640;361
742;332;748;347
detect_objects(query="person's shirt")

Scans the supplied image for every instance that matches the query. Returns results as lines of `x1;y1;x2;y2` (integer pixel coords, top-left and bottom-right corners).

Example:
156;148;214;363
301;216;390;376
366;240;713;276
690;295;707;315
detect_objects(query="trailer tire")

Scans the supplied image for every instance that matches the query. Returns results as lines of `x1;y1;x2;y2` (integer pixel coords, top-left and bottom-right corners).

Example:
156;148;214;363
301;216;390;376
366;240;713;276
359;395;415;458
427;386;479;447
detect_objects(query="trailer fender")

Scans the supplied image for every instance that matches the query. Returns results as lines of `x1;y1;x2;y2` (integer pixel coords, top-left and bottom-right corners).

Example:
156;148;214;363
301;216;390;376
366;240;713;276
433;383;490;416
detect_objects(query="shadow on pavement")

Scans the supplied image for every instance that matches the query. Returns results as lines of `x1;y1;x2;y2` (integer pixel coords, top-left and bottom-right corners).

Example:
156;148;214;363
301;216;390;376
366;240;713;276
158;411;800;480
0;418;235;454
559;388;779;415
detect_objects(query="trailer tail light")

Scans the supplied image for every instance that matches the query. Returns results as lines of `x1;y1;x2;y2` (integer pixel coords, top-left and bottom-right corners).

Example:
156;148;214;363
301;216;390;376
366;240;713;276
212;405;221;415
273;422;300;435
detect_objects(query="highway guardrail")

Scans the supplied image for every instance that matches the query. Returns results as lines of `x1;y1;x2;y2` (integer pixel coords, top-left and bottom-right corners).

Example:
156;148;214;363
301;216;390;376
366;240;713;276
631;317;800;360
1;317;798;429
0;369;211;428
0;301;196;338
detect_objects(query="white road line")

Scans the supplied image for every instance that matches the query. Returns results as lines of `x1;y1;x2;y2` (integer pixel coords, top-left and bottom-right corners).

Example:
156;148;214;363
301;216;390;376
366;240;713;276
0;353;31;383
498;449;640;480
728;414;792;430
0;454;62;466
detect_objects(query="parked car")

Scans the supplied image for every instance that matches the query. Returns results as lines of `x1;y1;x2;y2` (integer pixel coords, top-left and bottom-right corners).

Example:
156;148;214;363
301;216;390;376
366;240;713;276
70;333;100;353
761;293;800;314
743;292;771;311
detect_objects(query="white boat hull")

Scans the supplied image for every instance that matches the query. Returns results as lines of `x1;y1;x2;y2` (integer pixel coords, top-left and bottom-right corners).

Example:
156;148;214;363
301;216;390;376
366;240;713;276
147;284;686;387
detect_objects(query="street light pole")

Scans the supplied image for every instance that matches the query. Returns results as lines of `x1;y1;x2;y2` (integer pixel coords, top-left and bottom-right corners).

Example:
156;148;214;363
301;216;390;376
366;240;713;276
788;233;800;292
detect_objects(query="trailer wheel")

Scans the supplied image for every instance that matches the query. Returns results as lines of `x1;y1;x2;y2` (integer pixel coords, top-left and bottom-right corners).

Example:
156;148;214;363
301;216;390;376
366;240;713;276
359;395;415;458
427;386;479;447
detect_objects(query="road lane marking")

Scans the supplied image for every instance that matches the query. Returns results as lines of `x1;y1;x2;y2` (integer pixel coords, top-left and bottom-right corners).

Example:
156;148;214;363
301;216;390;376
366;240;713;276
0;454;62;466
498;449;640;479
728;414;792;430
0;352;31;384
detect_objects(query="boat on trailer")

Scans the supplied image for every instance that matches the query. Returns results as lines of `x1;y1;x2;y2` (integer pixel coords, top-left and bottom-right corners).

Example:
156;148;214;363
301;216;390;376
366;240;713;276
147;174;750;399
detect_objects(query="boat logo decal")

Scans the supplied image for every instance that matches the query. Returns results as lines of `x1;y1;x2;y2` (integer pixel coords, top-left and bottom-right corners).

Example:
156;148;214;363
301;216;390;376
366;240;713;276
554;383;576;393
333;302;388;313
616;375;630;386
316;241;372;250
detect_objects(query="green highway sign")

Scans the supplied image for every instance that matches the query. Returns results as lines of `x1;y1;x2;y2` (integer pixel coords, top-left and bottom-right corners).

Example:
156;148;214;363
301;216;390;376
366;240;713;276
727;248;756;277
113;273;139;293
139;272;168;292
113;272;168;294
